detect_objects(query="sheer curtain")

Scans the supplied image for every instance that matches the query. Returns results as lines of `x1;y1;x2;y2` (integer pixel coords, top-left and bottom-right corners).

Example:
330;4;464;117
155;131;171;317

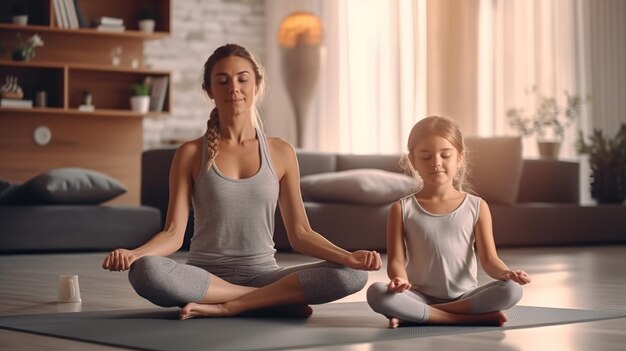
477;0;588;159
314;0;427;154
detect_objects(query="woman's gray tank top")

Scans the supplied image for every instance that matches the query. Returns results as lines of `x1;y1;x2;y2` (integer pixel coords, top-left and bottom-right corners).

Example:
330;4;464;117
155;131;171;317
187;129;279;267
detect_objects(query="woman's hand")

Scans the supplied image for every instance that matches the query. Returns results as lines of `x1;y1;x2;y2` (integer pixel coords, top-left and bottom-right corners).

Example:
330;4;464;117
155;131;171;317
345;250;382;271
388;276;411;293
102;249;138;272
503;269;531;285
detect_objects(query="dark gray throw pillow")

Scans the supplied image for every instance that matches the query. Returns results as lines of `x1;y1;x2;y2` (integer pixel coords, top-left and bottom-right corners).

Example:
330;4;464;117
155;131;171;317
0;168;126;205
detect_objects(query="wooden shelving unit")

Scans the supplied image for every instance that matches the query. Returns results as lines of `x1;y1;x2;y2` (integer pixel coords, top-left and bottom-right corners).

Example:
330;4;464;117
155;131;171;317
0;0;171;205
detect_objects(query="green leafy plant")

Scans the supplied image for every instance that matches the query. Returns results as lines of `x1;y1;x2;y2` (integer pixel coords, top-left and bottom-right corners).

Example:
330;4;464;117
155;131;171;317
576;124;626;203
507;87;582;141
131;83;150;96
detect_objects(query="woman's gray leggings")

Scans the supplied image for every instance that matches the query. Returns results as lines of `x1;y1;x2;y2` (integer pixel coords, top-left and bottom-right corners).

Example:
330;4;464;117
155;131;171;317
128;256;368;307
367;280;523;323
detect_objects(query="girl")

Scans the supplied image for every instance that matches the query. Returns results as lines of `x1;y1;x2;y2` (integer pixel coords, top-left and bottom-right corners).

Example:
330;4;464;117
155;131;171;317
102;44;381;320
367;116;530;328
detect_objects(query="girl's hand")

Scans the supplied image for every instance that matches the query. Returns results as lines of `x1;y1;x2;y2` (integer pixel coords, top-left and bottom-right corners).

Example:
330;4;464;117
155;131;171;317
345;250;382;271
388;277;411;293
102;249;138;272
504;269;531;285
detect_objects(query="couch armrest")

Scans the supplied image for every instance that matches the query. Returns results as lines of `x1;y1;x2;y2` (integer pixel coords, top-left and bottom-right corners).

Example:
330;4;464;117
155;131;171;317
517;159;579;203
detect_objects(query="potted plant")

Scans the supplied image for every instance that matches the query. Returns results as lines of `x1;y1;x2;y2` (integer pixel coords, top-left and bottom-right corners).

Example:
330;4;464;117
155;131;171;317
137;7;156;33
507;88;582;159
12;0;28;25
576;124;626;204
11;33;44;61
130;82;150;113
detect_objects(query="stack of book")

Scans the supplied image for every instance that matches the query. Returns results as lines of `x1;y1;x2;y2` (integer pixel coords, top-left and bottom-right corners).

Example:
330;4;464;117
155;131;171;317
53;0;88;29
0;99;33;108
96;17;125;32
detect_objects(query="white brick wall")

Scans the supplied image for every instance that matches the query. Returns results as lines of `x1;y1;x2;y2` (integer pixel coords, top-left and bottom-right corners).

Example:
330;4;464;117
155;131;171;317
143;0;266;149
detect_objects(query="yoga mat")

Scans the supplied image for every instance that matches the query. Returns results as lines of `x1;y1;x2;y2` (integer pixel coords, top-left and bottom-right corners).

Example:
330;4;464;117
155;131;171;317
1;302;625;351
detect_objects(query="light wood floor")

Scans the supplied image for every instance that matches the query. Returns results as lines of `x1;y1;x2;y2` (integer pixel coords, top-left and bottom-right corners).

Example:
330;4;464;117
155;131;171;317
1;246;626;350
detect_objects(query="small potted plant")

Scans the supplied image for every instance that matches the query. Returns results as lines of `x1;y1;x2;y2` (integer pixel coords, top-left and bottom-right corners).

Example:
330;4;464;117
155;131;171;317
506;87;582;159
576;124;626;204
11;33;44;61
12;0;28;25
138;7;156;33
130;82;150;113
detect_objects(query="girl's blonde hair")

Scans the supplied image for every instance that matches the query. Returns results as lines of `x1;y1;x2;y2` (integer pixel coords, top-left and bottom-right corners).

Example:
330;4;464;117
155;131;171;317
201;44;265;166
400;116;473;193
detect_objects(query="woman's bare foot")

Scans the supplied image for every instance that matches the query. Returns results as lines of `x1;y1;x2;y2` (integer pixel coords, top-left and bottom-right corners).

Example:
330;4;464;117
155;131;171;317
179;302;230;320
389;317;402;328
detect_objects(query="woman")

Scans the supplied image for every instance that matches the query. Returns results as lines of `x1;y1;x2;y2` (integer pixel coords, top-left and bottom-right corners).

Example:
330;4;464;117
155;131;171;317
102;44;382;320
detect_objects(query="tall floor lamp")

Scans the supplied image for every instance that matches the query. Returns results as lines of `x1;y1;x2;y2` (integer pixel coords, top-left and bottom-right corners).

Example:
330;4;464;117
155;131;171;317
278;12;323;148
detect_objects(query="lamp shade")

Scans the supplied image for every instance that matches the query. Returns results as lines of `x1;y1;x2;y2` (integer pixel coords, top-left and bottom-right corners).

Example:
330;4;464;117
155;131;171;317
278;12;323;48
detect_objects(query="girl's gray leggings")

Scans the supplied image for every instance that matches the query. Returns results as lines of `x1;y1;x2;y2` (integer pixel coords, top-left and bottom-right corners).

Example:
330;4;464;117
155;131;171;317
367;280;523;323
128;256;368;307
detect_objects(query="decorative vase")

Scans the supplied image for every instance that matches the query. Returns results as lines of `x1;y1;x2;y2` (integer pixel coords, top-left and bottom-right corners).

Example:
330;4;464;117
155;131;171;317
138;19;155;33
130;96;150;113
537;141;561;160
281;44;321;148
11;50;27;61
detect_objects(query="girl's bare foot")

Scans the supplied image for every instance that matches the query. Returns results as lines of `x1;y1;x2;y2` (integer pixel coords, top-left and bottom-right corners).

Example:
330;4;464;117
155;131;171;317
386;310;507;327
428;308;508;326
179;302;230;320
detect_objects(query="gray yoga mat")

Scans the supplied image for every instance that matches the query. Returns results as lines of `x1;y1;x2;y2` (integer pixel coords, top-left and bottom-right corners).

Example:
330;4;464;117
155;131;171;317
1;302;625;351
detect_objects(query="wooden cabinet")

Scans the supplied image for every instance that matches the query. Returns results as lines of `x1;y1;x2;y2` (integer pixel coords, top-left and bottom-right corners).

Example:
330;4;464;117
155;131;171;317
0;0;171;205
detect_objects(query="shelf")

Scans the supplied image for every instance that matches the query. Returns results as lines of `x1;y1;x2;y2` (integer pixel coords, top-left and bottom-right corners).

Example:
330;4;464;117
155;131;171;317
0;0;172;206
0;23;169;40
0;106;167;118
0;59;170;74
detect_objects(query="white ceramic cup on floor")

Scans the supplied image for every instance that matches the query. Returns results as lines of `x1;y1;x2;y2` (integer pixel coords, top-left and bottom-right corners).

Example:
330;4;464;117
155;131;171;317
58;275;82;303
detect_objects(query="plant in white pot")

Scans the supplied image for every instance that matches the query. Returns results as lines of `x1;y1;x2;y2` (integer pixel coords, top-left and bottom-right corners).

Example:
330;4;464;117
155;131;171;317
137;7;156;33
130;83;150;113
506;88;582;159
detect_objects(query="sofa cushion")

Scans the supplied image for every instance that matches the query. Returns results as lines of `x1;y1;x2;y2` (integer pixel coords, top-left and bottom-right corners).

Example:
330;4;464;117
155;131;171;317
300;169;417;205
0;168;126;205
464;137;523;205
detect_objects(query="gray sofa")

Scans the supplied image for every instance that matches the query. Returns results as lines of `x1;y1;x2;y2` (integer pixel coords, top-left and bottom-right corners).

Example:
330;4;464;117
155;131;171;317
0;205;160;253
141;137;626;251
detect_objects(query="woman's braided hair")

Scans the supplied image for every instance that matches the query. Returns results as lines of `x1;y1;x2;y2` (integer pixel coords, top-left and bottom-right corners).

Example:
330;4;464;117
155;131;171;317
201;44;265;165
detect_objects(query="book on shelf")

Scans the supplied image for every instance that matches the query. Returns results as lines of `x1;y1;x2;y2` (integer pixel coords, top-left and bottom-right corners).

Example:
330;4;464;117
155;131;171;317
52;0;68;28
98;17;124;26
1;99;33;108
64;0;80;29
96;25;126;32
147;76;169;112
73;0;89;28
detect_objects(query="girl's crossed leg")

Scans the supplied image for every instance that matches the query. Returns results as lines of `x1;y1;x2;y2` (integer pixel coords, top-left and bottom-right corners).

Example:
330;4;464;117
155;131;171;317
366;280;522;328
